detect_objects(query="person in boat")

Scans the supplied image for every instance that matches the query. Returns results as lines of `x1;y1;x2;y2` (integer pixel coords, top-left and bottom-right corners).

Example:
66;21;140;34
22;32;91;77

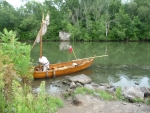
39;56;50;71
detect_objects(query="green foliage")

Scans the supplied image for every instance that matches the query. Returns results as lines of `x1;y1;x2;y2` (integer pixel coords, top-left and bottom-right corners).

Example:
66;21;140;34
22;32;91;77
5;80;63;113
0;47;12;113
0;71;5;113
0;28;32;78
30;81;63;113
1;0;150;41
0;39;63;113
19;14;39;40
74;87;113;100
0;0;17;31
96;90;114;100
46;95;64;113
63;92;70;99
74;87;95;95
132;98;144;103
146;98;150;105
115;87;124;100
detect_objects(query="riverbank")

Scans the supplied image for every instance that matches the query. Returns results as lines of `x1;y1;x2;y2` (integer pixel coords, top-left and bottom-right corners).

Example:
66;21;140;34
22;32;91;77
57;94;150;113
39;74;150;113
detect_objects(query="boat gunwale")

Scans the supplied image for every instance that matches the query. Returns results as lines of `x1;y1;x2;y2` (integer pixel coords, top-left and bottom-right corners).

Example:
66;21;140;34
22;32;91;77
33;58;94;78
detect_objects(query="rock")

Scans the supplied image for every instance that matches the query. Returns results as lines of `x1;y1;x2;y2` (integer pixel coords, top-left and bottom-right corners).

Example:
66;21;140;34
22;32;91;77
105;88;115;96
76;82;83;87
51;80;61;84
68;74;92;85
91;82;99;87
66;88;74;93
134;82;139;85
72;94;83;106
100;83;111;88
84;84;94;90
62;80;68;84
140;87;150;97
64;76;71;80
50;80;62;88
122;87;144;101
62;79;71;85
122;102;127;105
54;84;61;87
96;86;107;91
70;81;76;89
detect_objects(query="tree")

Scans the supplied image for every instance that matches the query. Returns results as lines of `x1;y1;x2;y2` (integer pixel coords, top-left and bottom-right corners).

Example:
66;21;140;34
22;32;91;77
0;0;18;31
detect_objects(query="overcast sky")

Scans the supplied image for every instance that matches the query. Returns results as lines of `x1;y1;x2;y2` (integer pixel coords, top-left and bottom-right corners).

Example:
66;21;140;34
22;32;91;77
6;0;44;8
6;0;128;8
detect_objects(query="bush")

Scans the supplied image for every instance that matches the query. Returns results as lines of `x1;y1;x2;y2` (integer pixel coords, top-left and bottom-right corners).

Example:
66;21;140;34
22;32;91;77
0;28;32;79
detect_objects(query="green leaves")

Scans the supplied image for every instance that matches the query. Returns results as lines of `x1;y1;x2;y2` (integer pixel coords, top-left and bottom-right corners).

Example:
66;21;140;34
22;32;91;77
0;29;31;78
1;0;150;41
0;28;16;43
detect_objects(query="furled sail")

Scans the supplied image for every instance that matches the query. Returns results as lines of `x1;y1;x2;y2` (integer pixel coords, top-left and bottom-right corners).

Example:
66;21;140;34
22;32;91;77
32;12;50;48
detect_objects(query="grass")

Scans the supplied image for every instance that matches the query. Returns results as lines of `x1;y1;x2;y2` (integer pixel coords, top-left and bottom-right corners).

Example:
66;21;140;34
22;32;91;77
73;87;114;100
74;87;95;95
115;87;124;100
2;79;63;113
132;98;145;103
146;98;150;105
96;90;114;100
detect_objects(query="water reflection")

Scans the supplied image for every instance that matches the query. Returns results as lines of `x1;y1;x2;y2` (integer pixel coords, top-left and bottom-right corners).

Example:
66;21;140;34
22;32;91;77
59;41;70;50
90;66;150;87
111;76;150;87
30;42;150;88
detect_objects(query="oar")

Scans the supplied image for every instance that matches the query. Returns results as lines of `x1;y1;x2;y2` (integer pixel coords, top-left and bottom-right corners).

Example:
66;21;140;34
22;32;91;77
72;47;77;59
72;55;108;61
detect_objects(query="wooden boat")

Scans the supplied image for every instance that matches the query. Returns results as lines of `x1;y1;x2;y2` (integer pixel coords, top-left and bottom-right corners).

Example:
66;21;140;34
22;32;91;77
33;55;108;79
32;12;108;79
33;57;94;79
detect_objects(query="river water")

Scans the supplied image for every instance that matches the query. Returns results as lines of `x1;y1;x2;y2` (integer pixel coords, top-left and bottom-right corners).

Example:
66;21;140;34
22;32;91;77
30;41;150;90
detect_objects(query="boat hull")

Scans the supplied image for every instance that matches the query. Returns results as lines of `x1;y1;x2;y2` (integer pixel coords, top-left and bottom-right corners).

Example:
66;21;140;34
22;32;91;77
33;58;94;79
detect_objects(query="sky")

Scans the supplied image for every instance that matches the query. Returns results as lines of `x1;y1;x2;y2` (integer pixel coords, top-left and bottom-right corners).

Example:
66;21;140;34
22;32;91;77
6;0;44;8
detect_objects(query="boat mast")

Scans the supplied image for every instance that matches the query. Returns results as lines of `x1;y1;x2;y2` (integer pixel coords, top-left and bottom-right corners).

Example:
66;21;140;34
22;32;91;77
32;12;49;55
40;25;43;58
40;14;44;58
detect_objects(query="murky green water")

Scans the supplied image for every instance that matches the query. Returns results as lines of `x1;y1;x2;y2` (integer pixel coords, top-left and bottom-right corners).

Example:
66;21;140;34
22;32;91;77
31;42;150;89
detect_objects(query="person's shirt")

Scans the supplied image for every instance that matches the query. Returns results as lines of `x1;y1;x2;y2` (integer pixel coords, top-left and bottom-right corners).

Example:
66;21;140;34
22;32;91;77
39;56;49;65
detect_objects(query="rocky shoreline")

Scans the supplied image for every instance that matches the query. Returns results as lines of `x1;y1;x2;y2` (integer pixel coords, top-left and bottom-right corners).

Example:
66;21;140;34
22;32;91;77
48;74;150;102
32;74;150;113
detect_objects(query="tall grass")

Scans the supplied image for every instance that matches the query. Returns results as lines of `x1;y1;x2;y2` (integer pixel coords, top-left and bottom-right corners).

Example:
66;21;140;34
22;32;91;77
0;73;5;113
0;29;63;113
6;81;63;113
0;48;7;113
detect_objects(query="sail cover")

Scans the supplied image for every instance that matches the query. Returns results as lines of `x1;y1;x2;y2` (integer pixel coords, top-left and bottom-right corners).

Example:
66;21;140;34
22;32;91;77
32;12;50;47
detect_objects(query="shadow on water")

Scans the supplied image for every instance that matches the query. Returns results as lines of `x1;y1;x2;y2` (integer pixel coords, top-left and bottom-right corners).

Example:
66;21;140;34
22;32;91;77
30;41;150;91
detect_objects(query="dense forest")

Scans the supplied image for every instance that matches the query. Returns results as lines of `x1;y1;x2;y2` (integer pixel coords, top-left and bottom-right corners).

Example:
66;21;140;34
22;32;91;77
0;0;150;41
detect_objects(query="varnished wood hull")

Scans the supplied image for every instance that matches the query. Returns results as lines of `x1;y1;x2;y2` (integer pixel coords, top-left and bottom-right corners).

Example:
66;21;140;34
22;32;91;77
33;58;94;79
